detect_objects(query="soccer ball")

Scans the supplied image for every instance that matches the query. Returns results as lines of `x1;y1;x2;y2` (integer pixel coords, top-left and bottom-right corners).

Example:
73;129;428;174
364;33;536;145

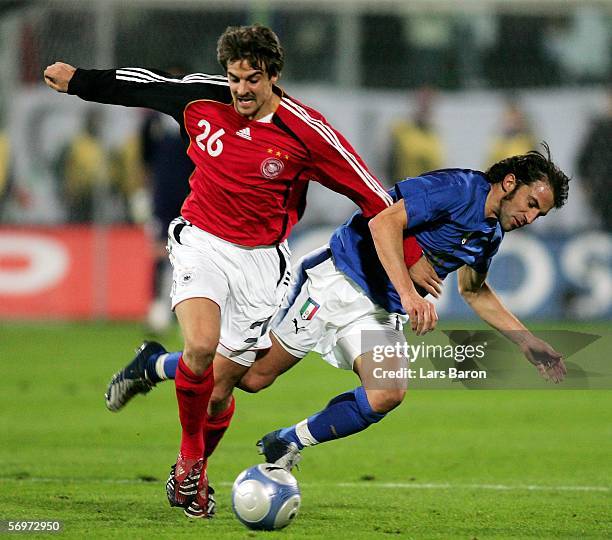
231;463;301;530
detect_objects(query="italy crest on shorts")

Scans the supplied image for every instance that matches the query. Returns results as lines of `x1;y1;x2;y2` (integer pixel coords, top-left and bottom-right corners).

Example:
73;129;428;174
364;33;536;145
300;297;320;320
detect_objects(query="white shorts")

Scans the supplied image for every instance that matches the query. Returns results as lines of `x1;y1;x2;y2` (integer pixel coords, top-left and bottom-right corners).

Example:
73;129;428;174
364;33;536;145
167;217;291;367
271;246;408;370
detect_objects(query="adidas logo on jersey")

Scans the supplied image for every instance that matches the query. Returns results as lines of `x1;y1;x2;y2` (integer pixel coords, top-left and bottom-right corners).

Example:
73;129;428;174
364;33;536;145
236;127;252;140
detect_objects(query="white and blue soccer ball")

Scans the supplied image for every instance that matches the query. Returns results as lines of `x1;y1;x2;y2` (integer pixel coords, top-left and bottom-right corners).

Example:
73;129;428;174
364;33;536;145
231;463;301;530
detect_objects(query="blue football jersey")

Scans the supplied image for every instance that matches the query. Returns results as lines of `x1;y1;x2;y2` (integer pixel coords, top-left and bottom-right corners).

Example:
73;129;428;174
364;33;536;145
329;169;504;313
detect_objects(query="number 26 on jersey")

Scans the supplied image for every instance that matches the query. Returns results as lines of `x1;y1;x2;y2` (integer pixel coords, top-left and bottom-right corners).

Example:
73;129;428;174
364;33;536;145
196;119;225;157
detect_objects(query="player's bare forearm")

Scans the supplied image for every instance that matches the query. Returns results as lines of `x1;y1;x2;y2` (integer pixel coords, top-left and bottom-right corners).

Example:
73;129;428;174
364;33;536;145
458;266;528;340
460;278;529;343
458;265;566;382
369;202;437;335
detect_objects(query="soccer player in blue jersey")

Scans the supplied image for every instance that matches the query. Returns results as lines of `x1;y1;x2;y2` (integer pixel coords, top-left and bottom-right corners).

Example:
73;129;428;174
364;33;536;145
106;145;569;471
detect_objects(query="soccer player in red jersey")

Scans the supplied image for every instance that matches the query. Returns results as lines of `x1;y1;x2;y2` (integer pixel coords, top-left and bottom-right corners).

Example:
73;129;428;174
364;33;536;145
44;25;436;518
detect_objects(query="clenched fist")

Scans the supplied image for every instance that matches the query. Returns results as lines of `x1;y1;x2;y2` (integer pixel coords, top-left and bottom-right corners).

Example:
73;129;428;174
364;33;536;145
43;62;76;93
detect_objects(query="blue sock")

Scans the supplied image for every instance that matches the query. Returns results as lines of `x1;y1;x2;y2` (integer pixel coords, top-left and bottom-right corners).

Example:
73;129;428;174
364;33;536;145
279;387;385;449
146;351;180;383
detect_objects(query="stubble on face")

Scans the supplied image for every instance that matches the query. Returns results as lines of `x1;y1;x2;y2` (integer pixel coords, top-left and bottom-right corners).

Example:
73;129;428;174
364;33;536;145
227;60;277;120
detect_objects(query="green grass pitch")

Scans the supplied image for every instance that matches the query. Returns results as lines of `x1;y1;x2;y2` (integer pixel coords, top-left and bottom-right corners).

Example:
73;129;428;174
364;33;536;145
1;321;610;539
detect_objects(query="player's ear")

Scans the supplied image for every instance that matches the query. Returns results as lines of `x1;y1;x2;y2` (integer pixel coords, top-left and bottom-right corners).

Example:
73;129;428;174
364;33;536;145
502;174;516;193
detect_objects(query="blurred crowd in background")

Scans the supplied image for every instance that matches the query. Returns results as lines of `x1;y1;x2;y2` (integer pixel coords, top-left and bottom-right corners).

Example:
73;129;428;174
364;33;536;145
0;0;610;324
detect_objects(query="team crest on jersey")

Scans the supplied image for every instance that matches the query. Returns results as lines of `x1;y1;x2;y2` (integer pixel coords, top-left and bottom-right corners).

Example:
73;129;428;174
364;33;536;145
300;297;320;320
260;157;285;179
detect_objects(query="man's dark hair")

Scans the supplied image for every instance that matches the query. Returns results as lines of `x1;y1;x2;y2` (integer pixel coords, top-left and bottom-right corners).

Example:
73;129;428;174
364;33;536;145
217;24;284;77
485;142;570;208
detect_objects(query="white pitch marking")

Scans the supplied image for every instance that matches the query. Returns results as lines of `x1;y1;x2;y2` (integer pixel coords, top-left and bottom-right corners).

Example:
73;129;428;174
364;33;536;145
3;477;609;492
335;482;610;492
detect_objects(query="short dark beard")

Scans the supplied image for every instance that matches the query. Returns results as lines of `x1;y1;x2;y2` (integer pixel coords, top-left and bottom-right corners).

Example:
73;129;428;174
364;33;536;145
499;185;519;231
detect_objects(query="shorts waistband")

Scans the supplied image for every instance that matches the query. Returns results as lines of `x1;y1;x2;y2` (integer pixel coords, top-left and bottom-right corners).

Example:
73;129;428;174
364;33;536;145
173;216;288;251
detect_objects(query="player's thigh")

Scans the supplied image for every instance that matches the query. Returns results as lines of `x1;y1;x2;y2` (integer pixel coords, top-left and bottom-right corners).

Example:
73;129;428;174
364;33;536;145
169;217;289;370
268;248;333;361
216;241;290;366
167;217;231;314
240;333;302;393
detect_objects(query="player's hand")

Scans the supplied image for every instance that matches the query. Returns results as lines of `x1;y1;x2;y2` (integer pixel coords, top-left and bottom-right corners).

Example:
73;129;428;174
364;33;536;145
401;293;438;336
43;62;76;93
408;256;443;298
520;336;567;383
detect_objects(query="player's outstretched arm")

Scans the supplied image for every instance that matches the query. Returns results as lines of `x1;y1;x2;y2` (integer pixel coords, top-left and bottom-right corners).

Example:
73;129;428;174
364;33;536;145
43;64;228;119
369;201;438;336
43;62;76;92
457;265;566;383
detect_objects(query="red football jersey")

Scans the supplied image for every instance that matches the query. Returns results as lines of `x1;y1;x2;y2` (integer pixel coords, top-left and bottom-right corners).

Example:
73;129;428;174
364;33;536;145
69;68;393;246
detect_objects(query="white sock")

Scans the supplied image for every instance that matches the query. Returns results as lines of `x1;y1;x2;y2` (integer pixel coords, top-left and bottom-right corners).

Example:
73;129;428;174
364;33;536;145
295;419;319;447
155;353;169;381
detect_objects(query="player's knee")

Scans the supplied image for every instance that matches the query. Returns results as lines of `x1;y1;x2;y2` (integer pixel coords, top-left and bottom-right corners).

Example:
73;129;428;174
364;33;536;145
183;339;217;375
368;388;406;414
239;371;276;393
